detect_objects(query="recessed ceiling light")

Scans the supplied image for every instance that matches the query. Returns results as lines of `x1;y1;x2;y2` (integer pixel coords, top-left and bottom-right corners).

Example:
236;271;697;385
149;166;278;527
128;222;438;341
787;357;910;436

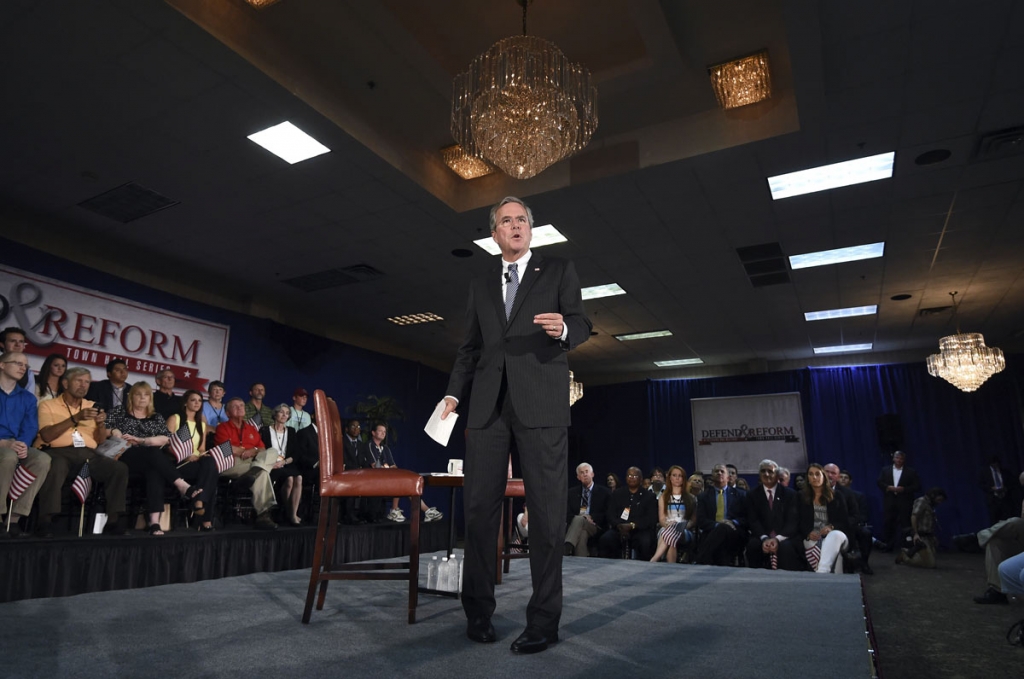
581;283;626;300
247;122;330;164
614;330;673;341
804;305;878;322
473;224;568;255
387;312;444;326
813;343;873;354
789;242;885;269
914;149;951;165
654;358;704;367
890;293;912;301
767;151;895;200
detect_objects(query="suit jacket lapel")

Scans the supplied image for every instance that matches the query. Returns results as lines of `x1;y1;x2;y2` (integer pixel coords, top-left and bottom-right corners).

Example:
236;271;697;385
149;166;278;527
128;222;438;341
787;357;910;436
506;252;543;326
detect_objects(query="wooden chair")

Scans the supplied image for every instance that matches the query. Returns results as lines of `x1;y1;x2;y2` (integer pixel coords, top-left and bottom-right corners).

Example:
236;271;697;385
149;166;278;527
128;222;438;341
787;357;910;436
497;478;529;584
302;390;424;624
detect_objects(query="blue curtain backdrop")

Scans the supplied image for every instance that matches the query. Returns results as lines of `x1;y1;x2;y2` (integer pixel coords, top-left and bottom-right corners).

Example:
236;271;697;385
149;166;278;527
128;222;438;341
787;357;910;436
570;361;1024;540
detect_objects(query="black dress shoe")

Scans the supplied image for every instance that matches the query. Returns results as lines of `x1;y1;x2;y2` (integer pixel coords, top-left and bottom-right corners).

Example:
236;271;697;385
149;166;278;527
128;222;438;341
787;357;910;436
510;628;557;654
466;616;496;643
953;533;982;554
860;564;874;575
974;587;1009;605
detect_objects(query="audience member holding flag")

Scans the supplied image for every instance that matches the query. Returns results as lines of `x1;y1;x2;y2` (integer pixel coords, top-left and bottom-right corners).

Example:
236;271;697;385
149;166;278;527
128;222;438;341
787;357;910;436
214;397;279;531
0;351;51;538
166;390;221;532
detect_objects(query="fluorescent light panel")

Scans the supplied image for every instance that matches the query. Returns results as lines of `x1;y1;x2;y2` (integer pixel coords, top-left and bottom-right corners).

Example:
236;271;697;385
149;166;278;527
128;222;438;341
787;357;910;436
804;305;878;322
655;358;704;367
615;330;673;342
387;312;443;326
581;283;626;301
247;122;330;164
813;343;872;354
473;224;567;255
768;151;895;200
789;242;884;270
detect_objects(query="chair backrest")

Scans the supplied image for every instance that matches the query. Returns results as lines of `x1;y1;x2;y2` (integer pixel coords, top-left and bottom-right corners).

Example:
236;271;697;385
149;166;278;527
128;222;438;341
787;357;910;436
313;389;347;491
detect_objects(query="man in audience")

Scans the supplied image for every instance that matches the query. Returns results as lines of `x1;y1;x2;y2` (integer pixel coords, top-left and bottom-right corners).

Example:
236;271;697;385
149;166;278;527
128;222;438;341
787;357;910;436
968;485;1024;605
745;459;801;570
565;462;609;556
599;467;657;560
0;352;51;537
202;380;229;431
726;463;739;489
244;383;273;427
0;328;35;392
291;410;320;482
152;369;182;420
839;468;883;568
373;422;442;523
824;463;873;573
35;367;129;537
980;456;1016;524
341;419;373;523
214;397;277;530
287;388;311;430
649;467;666;500
695;463;749;566
85;358;131;412
777;467;791;487
876;450;920;551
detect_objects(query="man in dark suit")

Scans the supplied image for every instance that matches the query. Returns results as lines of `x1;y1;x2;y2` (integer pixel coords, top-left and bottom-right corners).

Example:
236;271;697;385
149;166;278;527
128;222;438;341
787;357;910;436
341;419;373;523
565;462;611;557
598;466;658;560
745;459;801;570
876;450;921;550
696;463;749;565
824;463;872;573
85;358;131;412
838;468;879;572
441;196;591;654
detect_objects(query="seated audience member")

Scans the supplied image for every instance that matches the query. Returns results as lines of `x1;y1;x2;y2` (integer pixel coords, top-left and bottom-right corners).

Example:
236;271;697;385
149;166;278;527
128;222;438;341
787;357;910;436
341;419;374;523
287;388;312;430
794;474;806;492
736;477;750;492
86;358;132;412
244;383;274;427
152;369;183;420
565;462;609;556
166;390;220;532
838;467;879;573
745;459;801;571
290;411;320;483
214;397;278;530
1;328;34;392
650;465;695;563
35;367;129;537
777;467;791;488
726;464;739;489
36;353;66;403
0;352;51;537
106;382;205;535
687;473;704;497
642;477;651;491
605;473;620;492
798;463;850;573
896;487;947;568
261;403;304;526
512;505;529;551
202;381;229;431
695;464;749;566
971;485;1024;604
599;466;658;560
998;550;1024;603
367;422;441;523
649;467;666;500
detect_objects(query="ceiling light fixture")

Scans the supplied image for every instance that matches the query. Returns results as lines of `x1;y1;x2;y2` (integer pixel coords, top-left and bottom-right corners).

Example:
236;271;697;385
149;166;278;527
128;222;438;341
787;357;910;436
614;330;673;342
247;122;330;164
654;358;704;367
789;242;885;270
813;344;872;354
387;313;444;326
927;291;1005;392
451;0;598;179
767;151;895;200
569;370;583;406
581;284;626;301
804;305;878;322
441;144;495;180
708;50;772;109
473;224;567;255
243;0;282;8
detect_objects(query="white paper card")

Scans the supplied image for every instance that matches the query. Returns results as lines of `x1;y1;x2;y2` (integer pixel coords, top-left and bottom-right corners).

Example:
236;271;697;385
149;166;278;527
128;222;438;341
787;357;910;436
424;400;458;447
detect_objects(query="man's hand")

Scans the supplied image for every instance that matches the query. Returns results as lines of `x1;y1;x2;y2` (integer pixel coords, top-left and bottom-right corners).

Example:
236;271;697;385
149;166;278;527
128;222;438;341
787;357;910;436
94;409;106;425
80;407;100;421
440;397;457;421
533;313;564;339
617;522;632;536
762;537;779;554
11;440;28;459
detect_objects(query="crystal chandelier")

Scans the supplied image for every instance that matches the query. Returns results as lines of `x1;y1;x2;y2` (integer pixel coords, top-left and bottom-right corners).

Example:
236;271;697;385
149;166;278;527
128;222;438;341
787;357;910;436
926;292;1005;392
441;144;495;180
569;370;583;406
708;50;772;110
451;1;598;180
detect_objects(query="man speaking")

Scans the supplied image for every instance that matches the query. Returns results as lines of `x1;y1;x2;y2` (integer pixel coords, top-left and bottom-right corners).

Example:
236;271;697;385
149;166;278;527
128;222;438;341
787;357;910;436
441;196;591;654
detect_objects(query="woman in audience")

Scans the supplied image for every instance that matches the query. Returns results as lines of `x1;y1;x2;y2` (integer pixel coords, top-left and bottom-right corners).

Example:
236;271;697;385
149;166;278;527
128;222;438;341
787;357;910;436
798;463;850;573
896;487;947;568
795;474;807;491
606;473;621;492
687;473;704;496
106;382;205;535
261;403;303;525
166;390;220;532
736;477;750;492
650;465;695;563
36;353;66;402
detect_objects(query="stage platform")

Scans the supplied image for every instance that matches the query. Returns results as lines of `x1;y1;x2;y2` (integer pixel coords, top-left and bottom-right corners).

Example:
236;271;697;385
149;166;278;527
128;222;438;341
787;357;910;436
0;554;874;679
0;518;450;603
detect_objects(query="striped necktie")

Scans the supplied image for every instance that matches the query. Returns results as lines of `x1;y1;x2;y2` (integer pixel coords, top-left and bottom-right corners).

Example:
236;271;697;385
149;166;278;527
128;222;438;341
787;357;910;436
505;263;519;320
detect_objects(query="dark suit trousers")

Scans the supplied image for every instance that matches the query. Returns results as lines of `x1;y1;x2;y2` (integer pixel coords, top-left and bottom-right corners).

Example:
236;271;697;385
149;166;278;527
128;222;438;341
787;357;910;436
462;386;567;635
696;522;745;566
745;536;802;571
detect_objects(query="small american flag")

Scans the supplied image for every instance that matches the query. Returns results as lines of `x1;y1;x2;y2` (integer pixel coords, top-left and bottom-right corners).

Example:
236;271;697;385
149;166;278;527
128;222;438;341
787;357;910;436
246;412;264;430
210;441;236;474
8;463;38;501
168;425;194;464
72;461;93;503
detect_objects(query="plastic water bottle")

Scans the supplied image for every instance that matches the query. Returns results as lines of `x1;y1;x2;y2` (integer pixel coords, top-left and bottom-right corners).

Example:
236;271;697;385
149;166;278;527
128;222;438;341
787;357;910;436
452;555;462;593
439;557;450;591
427;556;439;589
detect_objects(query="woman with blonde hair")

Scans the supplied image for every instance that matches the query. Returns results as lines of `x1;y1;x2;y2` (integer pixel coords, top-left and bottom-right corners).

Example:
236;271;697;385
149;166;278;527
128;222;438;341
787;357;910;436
650;465;696;563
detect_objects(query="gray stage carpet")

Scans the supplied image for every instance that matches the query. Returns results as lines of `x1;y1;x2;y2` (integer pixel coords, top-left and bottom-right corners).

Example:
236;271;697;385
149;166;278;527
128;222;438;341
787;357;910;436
0;551;872;679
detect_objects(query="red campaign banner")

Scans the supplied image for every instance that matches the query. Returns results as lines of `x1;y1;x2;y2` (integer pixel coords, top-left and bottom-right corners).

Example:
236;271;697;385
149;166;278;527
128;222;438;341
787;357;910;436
24;342;210;392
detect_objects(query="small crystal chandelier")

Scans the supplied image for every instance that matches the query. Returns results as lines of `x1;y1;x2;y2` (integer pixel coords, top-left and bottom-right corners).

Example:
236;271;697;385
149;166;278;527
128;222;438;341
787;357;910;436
708;50;772;110
926;291;1005;392
569;370;583;406
441;144;495;180
451;0;598;180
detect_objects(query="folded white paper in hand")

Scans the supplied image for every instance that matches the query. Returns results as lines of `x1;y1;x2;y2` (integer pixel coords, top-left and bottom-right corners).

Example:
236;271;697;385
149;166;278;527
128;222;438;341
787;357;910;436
425;400;458;446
